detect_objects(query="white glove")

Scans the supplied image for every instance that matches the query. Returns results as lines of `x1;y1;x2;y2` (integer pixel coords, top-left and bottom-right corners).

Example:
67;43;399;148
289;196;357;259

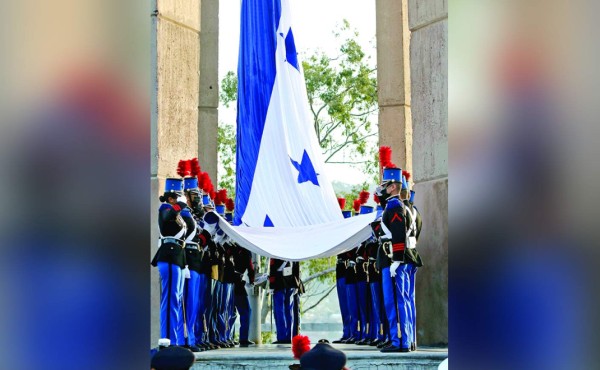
390;261;400;278
267;289;274;295
183;266;191;279
214;232;227;246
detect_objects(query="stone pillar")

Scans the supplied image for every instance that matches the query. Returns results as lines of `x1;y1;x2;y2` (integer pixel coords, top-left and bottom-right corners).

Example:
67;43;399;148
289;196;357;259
248;253;262;344
198;0;219;181
408;0;448;346
151;0;202;346
376;0;413;175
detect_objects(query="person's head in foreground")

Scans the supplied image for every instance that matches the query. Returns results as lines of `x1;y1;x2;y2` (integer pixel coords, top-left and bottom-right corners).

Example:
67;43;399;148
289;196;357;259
290;336;348;370
151;346;195;370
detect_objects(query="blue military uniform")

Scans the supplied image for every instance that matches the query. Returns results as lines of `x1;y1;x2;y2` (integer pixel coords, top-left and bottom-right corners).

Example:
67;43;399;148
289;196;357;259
332;211;353;343
376;168;423;353
269;258;301;344
231;243;255;346
152;178;188;346
180;177;204;352
403;187;423;351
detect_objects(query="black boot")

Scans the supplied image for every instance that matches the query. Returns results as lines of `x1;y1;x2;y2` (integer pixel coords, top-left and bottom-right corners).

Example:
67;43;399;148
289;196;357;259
184;344;202;352
239;340;255;347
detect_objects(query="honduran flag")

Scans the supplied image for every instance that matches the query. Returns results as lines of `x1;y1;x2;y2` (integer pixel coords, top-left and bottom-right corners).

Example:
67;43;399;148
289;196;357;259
234;0;342;228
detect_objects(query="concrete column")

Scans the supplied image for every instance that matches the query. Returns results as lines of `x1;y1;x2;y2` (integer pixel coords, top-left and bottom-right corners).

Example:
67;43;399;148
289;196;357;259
248;253;262;344
408;0;448;346
198;0;219;182
151;0;202;346
376;0;413;175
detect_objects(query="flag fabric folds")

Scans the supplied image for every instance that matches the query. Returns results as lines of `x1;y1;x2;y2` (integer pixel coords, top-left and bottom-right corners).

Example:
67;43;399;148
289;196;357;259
219;213;376;261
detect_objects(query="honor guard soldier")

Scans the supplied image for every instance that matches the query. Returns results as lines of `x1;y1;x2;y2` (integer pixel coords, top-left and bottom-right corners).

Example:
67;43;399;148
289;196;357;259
269;258;295;344
152;177;188;347
401;172;423;351
222;239;237;346
342;244;360;344
194;193;217;350
180;173;204;353
377;165;413;352
355;206;373;345
366;232;387;347
232;243;256;347
332;206;353;344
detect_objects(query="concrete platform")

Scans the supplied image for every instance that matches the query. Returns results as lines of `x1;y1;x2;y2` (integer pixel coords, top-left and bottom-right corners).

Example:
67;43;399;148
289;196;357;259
192;344;447;370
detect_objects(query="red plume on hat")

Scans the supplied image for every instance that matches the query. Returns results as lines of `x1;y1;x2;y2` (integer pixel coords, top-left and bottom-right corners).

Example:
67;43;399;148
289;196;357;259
176;160;191;177
358;190;370;205
292;335;311;360
402;170;411;182
337;197;346;210
198;172;207;192
225;198;235;211
215;189;228;205
190;158;201;177
373;194;380;204
353;199;361;212
379;146;396;168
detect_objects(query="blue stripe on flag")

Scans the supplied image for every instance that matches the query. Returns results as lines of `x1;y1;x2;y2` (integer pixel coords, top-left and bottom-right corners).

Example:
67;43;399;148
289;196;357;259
234;0;282;226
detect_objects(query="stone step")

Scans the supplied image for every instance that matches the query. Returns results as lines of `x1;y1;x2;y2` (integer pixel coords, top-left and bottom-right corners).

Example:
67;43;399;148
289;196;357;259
192;344;447;370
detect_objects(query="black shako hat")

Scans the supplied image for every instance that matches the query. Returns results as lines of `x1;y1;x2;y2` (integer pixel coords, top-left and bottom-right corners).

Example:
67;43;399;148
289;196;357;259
151;346;195;370
299;343;346;370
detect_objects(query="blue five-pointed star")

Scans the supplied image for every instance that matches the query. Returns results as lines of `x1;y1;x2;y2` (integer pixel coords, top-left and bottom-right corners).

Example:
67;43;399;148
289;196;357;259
290;150;320;186
280;28;299;71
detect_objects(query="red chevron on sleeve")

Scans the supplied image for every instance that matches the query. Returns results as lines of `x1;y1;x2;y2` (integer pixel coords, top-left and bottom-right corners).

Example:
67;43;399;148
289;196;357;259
391;213;403;223
392;243;405;252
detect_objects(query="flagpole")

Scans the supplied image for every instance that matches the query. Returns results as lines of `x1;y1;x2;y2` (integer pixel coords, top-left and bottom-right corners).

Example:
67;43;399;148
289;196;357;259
248;252;262;344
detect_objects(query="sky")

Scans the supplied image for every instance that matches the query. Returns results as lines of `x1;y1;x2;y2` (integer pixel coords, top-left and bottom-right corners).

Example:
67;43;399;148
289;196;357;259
218;0;377;185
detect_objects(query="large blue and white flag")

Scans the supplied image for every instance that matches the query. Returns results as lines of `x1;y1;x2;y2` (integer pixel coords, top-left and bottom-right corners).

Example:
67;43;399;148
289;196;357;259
225;0;375;260
234;0;342;228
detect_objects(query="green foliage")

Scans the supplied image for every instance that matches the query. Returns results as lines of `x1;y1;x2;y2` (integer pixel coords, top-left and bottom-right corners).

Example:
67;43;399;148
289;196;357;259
261;331;273;344
220;71;238;108
217;123;237;199
302;20;378;177
301;256;336;285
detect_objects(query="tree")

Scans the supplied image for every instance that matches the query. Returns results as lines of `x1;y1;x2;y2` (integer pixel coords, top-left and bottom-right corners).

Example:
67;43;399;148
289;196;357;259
217;123;236;198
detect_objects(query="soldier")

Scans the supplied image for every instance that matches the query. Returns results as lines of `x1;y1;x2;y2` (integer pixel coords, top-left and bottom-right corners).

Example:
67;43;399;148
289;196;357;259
151;178;188;347
401;173;423;351
221;239;237;346
355;205;374;345
378;166;412;352
269;258;295;344
342;245;360;344
332;207;353;343
366;233;386;347
231;243;256;347
193;193;214;351
212;227;232;347
180;175;204;352
202;200;230;348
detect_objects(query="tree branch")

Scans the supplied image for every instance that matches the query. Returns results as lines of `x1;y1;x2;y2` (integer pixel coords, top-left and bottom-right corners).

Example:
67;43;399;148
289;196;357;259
301;284;337;315
302;267;335;284
349;108;378;117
